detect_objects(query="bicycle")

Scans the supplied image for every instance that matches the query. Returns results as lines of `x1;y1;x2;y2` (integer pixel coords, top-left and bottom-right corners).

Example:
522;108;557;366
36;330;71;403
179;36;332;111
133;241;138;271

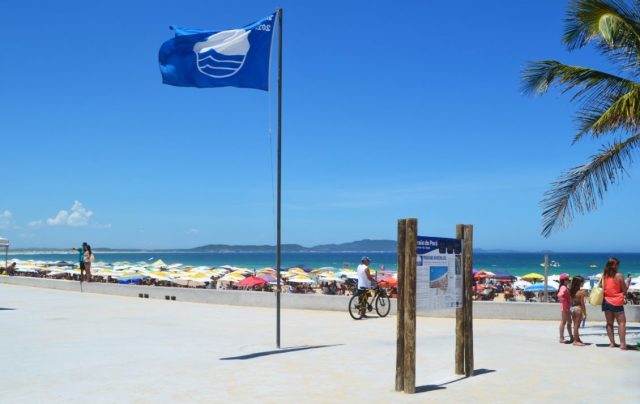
348;285;391;320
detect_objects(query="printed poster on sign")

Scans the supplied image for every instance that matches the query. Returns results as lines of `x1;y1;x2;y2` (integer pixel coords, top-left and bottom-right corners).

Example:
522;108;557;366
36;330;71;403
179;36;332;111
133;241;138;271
416;236;463;312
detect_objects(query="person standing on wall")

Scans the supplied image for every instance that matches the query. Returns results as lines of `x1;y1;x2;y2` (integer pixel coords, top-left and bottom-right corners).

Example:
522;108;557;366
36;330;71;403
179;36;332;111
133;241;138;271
83;243;95;282
71;242;87;282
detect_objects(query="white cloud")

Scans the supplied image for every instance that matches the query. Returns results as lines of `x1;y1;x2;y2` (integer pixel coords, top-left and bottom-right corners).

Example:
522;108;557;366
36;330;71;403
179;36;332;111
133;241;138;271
187;228;199;234
0;210;12;229
47;201;93;227
28;220;43;228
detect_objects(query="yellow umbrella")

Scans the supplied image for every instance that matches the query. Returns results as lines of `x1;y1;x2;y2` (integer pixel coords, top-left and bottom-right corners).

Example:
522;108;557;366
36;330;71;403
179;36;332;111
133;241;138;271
151;259;167;267
288;274;313;284
521;272;544;281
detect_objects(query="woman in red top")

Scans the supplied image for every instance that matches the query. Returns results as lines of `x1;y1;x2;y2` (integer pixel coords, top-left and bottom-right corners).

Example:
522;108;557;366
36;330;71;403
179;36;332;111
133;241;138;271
601;257;628;350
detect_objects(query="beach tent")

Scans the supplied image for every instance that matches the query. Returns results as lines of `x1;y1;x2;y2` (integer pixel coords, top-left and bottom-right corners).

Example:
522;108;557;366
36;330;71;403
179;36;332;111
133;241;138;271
0;237;8;269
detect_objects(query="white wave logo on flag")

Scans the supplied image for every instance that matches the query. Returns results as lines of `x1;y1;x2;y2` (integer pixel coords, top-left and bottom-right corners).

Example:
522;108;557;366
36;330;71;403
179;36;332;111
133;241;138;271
193;29;250;78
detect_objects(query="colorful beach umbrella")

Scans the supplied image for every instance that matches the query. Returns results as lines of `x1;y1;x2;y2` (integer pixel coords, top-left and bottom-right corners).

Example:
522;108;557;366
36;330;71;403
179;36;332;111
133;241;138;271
378;276;397;288
474;270;495;279
258;274;276;283
237;276;267;287
524;283;557;292
287;274;313;284
521;272;544;282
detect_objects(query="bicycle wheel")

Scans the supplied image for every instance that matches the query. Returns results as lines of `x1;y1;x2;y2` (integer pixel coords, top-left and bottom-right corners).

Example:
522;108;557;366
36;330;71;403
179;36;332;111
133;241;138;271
348;295;364;320
375;293;391;317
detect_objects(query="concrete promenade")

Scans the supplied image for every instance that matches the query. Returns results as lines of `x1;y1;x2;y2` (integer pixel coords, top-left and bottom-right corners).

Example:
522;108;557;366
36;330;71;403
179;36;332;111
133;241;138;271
1;283;638;403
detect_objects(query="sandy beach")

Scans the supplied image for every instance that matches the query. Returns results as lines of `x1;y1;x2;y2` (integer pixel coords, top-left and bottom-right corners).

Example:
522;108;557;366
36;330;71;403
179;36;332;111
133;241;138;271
1;283;638;403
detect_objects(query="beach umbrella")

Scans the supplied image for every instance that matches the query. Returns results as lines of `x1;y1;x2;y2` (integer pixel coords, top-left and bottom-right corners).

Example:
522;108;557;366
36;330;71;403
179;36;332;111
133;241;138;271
513;280;532;290
318;274;345;283
521;272;545;282
287;275;314;284
493;271;516;281
524;283;557;293
258;274;276;283
474;270;495;279
316;266;337;272
378;276;397;288
238;276;267;287
291;265;313;272
219;273;245;283
151;259;167;268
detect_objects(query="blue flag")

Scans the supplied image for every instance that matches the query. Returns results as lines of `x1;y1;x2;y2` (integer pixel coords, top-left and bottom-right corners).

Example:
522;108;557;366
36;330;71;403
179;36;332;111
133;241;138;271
159;12;276;91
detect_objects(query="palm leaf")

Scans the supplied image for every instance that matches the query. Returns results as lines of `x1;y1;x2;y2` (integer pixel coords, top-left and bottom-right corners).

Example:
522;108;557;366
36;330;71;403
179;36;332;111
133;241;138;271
522;60;639;141
564;0;640;48
541;133;640;237
576;85;640;139
564;0;640;70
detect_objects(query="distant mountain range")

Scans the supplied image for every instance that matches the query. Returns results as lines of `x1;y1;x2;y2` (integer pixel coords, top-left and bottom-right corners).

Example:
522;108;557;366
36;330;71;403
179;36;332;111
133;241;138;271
189;239;398;253
11;239;398;253
8;240;539;254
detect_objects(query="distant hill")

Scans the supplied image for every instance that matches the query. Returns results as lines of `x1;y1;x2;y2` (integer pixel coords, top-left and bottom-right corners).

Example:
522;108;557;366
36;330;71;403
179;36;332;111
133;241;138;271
189;239;397;253
311;239;397;252
189;244;310;253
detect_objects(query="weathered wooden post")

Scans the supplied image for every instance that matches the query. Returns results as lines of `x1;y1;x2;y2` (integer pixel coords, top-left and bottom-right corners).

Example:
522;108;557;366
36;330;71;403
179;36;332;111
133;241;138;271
395;219;406;392
455;224;465;375
403;218;417;393
462;224;474;377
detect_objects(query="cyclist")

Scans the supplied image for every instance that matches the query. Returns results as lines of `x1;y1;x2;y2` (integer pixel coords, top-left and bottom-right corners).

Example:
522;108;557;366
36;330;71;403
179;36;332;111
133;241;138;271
357;256;376;315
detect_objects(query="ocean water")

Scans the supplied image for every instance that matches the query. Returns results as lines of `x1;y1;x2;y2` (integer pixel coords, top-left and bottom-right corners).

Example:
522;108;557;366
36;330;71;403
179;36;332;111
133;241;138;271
5;251;640;277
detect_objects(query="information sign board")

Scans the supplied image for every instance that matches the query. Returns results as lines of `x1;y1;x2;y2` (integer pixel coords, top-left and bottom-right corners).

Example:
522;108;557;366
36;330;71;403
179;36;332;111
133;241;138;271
416;236;463;311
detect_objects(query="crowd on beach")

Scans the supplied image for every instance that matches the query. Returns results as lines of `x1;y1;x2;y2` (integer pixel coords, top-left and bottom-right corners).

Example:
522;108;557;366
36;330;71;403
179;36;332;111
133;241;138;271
2;254;639;307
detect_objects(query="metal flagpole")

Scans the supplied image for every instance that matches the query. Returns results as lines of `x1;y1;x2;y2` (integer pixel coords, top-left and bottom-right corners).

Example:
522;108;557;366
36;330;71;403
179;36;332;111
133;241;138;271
276;7;283;349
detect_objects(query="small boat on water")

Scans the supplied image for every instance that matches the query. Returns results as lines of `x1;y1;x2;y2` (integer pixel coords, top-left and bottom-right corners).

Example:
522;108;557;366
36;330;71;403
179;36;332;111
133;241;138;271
540;260;561;268
590;264;597;268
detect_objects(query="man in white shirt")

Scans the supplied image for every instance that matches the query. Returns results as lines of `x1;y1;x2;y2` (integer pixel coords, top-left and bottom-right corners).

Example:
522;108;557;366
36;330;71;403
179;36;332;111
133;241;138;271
357;256;376;315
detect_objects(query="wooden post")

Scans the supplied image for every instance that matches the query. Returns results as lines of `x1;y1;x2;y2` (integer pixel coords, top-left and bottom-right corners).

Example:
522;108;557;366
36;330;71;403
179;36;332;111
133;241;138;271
462;225;474;377
454;224;465;375
403;218;417;394
395;219;406;392
543;254;549;303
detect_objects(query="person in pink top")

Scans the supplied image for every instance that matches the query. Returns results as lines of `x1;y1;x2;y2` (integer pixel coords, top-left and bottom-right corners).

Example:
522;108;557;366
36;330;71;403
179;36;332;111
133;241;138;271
601;257;628;350
557;273;572;343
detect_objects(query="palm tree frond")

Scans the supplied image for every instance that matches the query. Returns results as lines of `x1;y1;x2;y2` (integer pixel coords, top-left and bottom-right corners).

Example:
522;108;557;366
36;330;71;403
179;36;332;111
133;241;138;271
521;61;631;97
541;133;640;237
522;60;639;142
564;0;640;50
575;85;640;141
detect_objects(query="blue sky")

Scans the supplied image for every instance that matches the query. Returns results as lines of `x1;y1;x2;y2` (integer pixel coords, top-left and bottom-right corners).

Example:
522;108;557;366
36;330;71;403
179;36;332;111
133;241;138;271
1;0;638;251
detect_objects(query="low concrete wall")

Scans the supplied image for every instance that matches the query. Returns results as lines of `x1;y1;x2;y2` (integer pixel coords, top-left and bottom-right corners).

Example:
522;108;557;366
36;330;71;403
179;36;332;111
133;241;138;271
2;276;638;322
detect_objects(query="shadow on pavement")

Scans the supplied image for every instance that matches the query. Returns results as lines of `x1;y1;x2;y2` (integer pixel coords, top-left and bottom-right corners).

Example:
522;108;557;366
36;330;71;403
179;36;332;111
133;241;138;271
220;344;344;360
415;368;496;394
0;308;16;310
